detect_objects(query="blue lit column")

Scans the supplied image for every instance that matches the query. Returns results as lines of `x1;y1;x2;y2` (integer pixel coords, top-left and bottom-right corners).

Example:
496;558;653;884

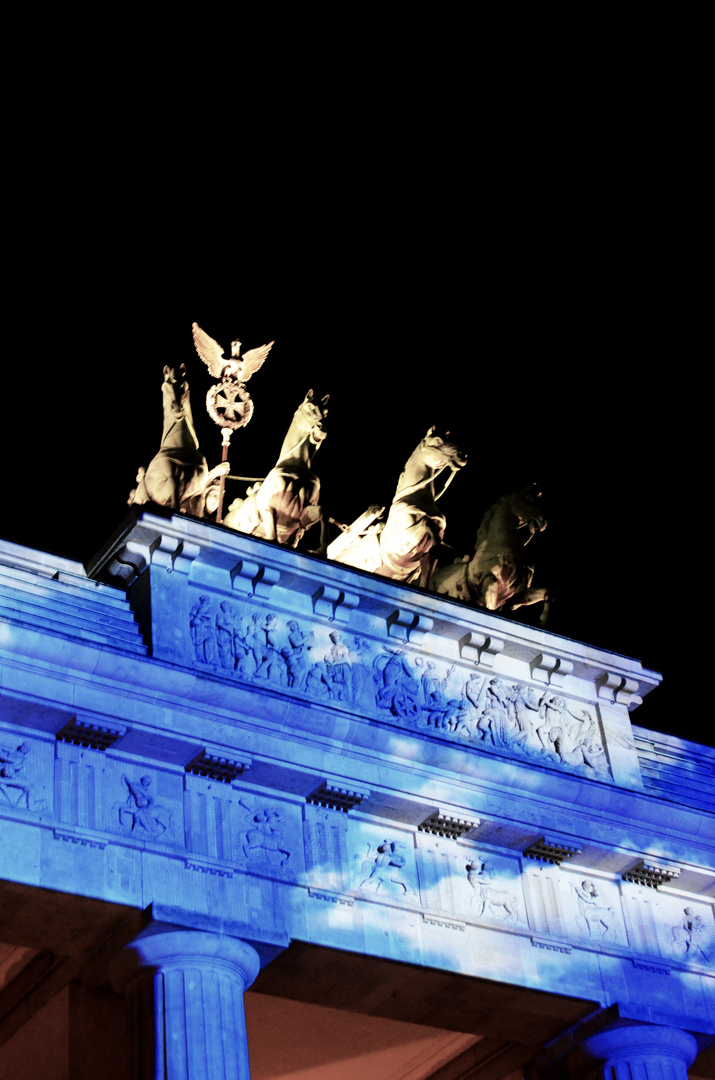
110;929;260;1080
570;1022;698;1080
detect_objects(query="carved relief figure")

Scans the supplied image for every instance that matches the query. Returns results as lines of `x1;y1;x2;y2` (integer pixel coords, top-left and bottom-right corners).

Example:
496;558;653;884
190;595;215;664
373;648;420;720
226;390;330;550
330;428;467;586
118;775;171;837
348;637;373;704
254;614;288;685
215;602;238;669
282;620;313;691
573;879;615;938
432;484;549;622
129;365;228;517
186;601;610;780
671;908;712;963
324;631;351;701
466;858;519;923
239;801;290;867
537;697;609;774
0;741;31;809
359;840;414;897
417;660;455;729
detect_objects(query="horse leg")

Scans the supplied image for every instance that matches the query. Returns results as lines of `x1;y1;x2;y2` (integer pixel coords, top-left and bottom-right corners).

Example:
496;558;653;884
261;507;277;542
481;575;503;612
307;513;328;557
507;587;549;612
419;553;438;590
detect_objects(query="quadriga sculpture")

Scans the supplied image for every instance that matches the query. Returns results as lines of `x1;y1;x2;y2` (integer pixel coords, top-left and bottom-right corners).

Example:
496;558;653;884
226;390;329;549
329;428;467;586
432;484;549;622
130;365;228;516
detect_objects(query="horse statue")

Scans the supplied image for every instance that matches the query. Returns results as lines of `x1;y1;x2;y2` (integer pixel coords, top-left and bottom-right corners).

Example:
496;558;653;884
328;427;467;586
130;365;228;517
226;389;330;549
431;484;549;622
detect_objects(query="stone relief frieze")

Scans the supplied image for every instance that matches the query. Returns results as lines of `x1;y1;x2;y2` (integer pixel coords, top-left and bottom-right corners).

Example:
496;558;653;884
187;594;612;781
465;855;522;924
238;798;291;869
571;878;617;940
0;741;33;810
357;839;416;899
116;774;172;838
670;906;713;964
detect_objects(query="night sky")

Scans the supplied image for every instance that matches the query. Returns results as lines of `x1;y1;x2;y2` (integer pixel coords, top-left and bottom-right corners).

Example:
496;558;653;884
2;213;697;747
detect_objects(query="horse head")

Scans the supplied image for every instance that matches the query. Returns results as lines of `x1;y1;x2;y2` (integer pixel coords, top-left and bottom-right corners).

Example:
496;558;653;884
419;427;468;475
513;484;547;536
161;364;188;414
297;389;329;448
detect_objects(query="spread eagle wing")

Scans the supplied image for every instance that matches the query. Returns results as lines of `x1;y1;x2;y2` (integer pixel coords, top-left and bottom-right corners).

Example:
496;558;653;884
192;322;227;379
240;340;274;381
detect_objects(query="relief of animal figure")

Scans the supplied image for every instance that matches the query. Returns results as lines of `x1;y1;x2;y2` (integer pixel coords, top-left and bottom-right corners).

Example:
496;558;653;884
329;428;466;586
130;365;228;516
432;484;549;622
240;805;290;867
466;858;519;923
573;879;615;938
226;390;330;550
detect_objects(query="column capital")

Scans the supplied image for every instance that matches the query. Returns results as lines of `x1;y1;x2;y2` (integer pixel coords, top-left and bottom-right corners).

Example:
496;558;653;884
569;1021;698;1080
109;927;260;994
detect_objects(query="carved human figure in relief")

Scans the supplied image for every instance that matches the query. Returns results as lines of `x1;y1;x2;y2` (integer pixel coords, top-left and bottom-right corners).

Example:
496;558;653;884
373;648;420;719
324;630;351;701
0;742;31;809
465;857;519;923
330;428;467;586
537;697;608;773
118;775;171;837
573;879;614;938
671;908;712;962
254;614;288;685
359;840;413;896
282;620;313;691
432;484;549;622
417;660;455;729
215;602;238;668
190;595;215;664
239;801;290;867
129;365;229;516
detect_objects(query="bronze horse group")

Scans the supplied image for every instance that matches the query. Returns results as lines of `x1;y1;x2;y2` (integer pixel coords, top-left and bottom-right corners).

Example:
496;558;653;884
133;358;548;622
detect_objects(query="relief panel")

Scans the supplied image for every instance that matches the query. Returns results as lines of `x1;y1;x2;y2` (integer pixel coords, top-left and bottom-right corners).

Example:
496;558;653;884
560;867;628;946
347;819;419;904
231;789;303;881
0;732;50;816
187;592;613;782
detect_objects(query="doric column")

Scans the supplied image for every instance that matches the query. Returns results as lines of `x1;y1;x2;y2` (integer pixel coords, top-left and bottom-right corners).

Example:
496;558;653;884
110;928;260;1080
569;1021;698;1080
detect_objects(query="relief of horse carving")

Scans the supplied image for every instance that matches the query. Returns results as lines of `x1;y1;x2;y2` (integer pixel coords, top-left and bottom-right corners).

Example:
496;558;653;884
432;484;549;622
129;365;228;516
466;858;519;923
226;390;329;550
329;428;467;586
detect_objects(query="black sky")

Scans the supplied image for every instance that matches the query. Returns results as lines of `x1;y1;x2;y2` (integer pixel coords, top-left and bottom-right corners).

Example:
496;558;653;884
1;199;698;747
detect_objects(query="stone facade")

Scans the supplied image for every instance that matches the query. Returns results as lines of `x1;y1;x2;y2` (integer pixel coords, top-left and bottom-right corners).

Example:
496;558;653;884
0;511;713;1079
